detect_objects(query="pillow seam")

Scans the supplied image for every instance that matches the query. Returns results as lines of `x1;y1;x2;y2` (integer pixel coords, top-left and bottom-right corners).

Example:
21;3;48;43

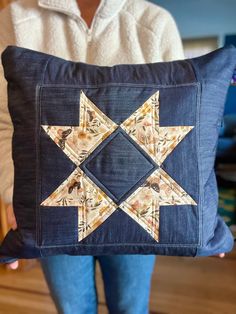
35;55;53;257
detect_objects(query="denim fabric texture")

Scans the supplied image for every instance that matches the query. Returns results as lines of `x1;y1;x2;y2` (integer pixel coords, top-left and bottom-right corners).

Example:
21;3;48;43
40;254;156;314
0;45;235;263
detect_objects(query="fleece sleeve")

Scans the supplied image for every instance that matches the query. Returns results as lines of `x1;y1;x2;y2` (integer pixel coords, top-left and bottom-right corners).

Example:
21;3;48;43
158;9;185;61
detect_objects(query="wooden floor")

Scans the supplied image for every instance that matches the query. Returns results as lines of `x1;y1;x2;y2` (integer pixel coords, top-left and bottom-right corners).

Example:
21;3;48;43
0;244;235;314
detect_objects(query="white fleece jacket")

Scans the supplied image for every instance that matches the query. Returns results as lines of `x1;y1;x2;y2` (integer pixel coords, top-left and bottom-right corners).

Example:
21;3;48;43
0;0;184;205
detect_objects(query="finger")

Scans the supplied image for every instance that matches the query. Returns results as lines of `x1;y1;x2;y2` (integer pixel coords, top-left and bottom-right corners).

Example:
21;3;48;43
7;260;19;270
6;204;17;230
211;253;225;258
11;219;17;230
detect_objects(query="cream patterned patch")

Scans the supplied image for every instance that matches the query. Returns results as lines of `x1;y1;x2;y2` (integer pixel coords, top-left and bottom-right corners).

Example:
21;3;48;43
41;90;197;242
41;167;118;241
41;91;118;166
120;91;194;165
119;168;196;241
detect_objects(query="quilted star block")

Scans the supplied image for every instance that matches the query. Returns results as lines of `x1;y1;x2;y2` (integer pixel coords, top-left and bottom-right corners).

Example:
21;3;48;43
41;89;196;241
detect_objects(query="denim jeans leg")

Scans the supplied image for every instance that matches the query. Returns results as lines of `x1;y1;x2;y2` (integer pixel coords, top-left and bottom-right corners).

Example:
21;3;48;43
97;254;156;314
39;255;97;314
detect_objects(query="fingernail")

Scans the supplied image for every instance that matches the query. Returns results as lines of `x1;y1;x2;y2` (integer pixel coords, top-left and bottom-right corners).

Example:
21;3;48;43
9;261;19;270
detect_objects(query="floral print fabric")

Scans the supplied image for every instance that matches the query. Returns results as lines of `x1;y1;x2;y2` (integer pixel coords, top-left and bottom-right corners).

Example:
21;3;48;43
40;167;118;241
41;91;117;166
41;90;197;242
120;91;194;166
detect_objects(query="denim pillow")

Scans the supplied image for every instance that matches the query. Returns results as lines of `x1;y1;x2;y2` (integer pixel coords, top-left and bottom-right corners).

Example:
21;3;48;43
0;45;235;263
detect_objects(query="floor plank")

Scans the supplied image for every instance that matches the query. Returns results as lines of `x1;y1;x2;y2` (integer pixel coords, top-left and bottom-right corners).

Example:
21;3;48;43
0;287;56;314
149;245;236;314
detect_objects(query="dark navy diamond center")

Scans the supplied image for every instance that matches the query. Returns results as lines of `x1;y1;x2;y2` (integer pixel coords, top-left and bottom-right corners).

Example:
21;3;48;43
80;127;158;205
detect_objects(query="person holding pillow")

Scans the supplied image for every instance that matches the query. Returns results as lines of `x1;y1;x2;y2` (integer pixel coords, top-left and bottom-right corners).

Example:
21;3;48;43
0;0;225;313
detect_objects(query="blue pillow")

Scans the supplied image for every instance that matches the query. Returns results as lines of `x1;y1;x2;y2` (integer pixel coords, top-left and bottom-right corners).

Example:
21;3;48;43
0;45;235;263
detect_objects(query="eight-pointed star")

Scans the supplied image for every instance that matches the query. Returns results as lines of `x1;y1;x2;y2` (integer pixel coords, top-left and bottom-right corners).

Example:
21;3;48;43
41;90;197;241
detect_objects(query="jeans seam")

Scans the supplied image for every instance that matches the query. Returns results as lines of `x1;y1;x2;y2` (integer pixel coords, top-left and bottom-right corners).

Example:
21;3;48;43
36;243;201;249
37;82;199;89
35;56;53;254
196;82;202;247
186;59;202;248
36;83;201;249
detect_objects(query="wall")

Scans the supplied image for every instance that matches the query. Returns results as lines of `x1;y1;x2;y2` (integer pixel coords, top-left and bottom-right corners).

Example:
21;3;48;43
152;0;236;46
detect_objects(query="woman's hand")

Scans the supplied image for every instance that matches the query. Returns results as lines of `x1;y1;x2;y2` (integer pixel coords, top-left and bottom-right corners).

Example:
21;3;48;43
215;253;225;258
5;203;19;270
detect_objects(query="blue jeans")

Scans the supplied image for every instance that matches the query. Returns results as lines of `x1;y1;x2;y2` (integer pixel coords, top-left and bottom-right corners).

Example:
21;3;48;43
39;254;156;314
